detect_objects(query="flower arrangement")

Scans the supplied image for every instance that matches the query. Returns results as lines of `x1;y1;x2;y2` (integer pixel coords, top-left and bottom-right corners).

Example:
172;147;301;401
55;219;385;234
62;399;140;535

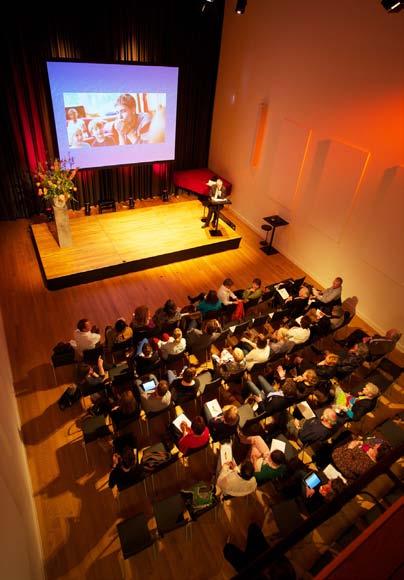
35;157;79;207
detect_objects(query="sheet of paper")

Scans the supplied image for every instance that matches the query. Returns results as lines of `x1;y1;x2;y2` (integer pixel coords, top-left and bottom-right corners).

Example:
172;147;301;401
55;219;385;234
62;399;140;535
220;442;233;464
270;438;286;453
295;315;303;326
277;288;289;300
297;401;316;419
172;413;192;430
205;398;222;418
323;464;347;484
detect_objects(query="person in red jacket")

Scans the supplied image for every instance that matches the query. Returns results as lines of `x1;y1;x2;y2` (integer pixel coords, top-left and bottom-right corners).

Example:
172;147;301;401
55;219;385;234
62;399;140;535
178;416;210;455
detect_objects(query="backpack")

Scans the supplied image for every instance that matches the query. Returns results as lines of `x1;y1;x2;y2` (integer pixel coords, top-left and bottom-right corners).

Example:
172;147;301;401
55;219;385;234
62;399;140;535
58;384;81;410
181;481;216;513
141;449;172;472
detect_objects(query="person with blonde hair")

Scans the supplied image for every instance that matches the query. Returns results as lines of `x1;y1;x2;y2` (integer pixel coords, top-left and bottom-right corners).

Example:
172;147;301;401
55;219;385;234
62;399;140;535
112;93;152;145
208;404;240;441
158;327;186;359
213;346;247;379
66;107;88;145
269;327;294;356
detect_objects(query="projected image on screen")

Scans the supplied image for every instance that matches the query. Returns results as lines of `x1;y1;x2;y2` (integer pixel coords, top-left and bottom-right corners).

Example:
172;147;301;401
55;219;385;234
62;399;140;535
65;93;166;148
47;62;178;169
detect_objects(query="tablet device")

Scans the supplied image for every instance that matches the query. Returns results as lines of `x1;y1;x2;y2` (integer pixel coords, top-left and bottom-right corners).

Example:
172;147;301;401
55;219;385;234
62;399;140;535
304;472;321;489
142;379;156;393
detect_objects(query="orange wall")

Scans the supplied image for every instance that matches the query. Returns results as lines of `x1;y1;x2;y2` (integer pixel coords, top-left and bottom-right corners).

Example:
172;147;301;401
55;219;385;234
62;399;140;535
210;0;404;348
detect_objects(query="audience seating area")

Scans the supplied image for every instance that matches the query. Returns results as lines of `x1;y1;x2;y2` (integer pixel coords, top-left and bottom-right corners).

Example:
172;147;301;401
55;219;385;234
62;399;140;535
54;274;404;576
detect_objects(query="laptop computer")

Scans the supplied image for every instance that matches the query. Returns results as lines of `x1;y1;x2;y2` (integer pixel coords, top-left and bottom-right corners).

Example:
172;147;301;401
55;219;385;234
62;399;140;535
141;378;157;393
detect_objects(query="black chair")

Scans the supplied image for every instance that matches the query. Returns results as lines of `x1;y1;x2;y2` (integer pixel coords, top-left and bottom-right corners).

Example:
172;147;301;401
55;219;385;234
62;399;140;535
272;499;304;537
79;414;112;464
152;493;190;538
249;361;270;380
117;513;155;565
110;408;140;434
163;352;186;374
51;347;76;386
250;313;269;331
143;406;172;440
212;328;232;351
111;338;134;364
231;320;250;339
199;377;222;407
82;345;104;365
237;403;256;428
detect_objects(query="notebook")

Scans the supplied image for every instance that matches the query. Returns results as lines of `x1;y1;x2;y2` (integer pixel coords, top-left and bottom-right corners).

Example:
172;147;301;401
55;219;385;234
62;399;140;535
270;438;286;454
323;464;347;484
297;401;316;419
142;378;157;393
172;413;192;431
205;398;222;420
220;442;233;464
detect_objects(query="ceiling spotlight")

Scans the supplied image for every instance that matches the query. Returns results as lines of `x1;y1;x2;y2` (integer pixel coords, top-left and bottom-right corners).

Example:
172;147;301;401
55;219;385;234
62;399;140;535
381;0;404;12
235;0;247;15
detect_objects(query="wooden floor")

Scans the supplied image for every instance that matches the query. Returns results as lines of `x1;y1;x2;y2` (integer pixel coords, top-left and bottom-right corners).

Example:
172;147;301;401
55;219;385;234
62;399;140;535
30;200;241;289
0;199;399;580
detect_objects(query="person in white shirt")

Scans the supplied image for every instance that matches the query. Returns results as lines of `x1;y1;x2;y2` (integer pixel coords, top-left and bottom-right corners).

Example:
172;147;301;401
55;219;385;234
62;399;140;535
312;277;343;305
217;278;238;306
286;316;311;345
139;378;172;414
158;327;186;360
70;318;101;357
242;335;271;371
216;459;257;497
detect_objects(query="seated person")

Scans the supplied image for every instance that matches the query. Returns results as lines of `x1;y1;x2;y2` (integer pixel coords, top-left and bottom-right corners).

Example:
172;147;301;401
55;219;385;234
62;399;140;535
336;328;401;358
152;299;181;330
169;367;200;405
105;318;133;350
177;415;210;455
277;366;319;399
187;290;222;315
238;432;287;485
331;436;391;483
241;334;270;371
316;353;340;380
133;342;160;376
283;285;310;317
110;390;139;425
216;459;257;497
305;308;331;336
158;327;186;359
336;343;368;378
289;408;338;445
241;278;263;302
329;305;346;330
108;445;143;489
70;318;101;356
88;119;115;147
269;327;295;356
246;376;298;415
217;278;239;306
208;405;239;441
212;347;247;379
334;382;380;421
77;355;106;388
139;378;171;414
131;305;154;332
286;316;311;345
308;379;336;408
287;470;345;514
311;277;343;307
186;319;221;353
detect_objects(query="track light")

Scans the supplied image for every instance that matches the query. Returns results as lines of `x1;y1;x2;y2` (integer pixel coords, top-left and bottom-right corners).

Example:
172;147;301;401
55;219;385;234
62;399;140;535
381;0;404;12
235;0;247;14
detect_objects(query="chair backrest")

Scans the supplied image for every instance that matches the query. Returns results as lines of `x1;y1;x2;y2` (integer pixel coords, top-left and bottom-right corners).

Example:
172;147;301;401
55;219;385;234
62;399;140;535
232;320;250;338
249;361;270;377
164;352;186;373
212;328;231;350
117;513;154;559
237;403;256;428
251;314;268;329
199;377;222;405
51;346;76;368
153;493;188;534
111;337;133;352
82;345;104;365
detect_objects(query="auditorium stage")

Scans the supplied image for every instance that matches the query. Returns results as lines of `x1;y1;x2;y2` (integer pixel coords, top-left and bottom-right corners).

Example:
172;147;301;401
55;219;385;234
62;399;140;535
30;200;241;290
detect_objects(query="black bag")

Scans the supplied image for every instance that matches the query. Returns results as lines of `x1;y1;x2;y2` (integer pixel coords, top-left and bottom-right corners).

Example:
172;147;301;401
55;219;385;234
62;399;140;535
58;384;81;410
141;449;172;472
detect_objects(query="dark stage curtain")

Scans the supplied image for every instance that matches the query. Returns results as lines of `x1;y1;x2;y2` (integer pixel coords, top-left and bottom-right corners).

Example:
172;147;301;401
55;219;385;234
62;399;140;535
0;1;224;219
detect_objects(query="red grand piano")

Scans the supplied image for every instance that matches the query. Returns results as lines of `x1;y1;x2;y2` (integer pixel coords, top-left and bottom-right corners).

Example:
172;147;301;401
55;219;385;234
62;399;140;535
173;168;232;197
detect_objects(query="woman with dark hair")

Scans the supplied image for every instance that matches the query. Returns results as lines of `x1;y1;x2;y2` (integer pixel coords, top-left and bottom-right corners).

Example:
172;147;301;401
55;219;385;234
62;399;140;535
169;368;200;405
238;432;287;485
177;416;210;455
108;445;143;489
331;436;391;483
187;290;222;315
152;299;181;330
110;390;139;425
131;305;154;332
105;318;133;350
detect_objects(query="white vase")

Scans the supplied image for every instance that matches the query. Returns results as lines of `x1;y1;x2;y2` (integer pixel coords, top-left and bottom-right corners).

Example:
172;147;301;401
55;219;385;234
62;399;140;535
52;199;72;248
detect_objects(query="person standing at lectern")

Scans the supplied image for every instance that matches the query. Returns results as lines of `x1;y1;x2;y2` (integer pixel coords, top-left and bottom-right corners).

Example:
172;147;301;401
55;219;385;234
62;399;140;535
202;178;227;228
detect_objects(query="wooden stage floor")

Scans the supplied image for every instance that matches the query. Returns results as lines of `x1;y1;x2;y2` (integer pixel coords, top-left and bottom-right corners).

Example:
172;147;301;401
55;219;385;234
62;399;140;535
30;200;241;289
